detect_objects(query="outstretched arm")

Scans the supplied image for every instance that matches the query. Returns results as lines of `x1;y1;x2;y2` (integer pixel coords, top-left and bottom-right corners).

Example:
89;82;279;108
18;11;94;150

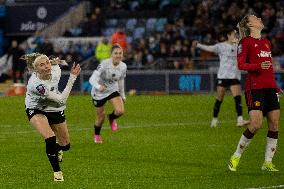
196;43;218;53
192;40;218;53
46;63;81;105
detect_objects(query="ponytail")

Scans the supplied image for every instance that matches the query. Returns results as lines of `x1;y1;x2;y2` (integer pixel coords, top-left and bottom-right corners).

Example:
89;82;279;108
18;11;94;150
20;53;68;72
20;53;42;71
237;15;250;40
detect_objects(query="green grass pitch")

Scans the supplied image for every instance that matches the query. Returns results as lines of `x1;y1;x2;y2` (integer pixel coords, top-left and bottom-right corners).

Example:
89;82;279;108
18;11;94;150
0;95;284;189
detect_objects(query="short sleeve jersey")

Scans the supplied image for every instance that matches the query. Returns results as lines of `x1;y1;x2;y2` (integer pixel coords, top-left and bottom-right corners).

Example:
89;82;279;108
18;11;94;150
25;65;65;111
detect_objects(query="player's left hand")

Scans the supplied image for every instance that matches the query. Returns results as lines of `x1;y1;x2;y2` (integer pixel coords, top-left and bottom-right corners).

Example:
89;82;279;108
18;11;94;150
71;63;81;76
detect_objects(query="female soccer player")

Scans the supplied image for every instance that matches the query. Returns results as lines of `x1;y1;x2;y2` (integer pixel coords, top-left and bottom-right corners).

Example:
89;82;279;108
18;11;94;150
228;15;283;171
89;44;127;144
192;29;249;128
23;53;81;181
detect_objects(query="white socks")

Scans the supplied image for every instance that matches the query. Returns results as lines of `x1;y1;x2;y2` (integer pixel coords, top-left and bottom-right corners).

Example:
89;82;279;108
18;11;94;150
264;137;278;162
234;134;252;157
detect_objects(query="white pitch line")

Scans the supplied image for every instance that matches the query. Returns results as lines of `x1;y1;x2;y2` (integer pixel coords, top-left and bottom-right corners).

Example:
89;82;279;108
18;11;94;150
0;120;238;135
242;185;284;189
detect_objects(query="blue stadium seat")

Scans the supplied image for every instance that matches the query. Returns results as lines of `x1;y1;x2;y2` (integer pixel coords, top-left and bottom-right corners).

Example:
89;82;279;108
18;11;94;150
126;18;137;30
103;28;116;37
133;27;145;39
155;18;167;32
105;18;118;27
146;18;157;31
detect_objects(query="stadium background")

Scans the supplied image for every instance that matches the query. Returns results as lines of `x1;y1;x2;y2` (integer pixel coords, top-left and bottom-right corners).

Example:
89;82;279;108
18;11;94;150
0;0;283;94
0;0;284;188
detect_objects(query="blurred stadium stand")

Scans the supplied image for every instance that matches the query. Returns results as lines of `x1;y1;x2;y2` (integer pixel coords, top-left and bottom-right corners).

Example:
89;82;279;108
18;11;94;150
0;0;283;94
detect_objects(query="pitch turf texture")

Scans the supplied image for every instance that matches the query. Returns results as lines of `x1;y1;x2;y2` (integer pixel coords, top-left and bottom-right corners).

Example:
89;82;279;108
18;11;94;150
1;95;284;189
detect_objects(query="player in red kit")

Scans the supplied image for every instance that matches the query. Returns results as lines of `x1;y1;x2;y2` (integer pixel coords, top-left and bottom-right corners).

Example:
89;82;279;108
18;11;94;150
228;15;284;172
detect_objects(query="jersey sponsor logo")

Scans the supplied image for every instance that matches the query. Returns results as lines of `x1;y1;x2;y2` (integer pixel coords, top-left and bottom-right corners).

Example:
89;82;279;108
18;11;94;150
237;44;242;54
257;50;271;58
36;84;46;95
254;101;261;107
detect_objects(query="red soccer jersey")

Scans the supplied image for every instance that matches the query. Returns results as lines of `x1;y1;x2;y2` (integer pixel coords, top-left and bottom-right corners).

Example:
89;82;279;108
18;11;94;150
237;36;279;91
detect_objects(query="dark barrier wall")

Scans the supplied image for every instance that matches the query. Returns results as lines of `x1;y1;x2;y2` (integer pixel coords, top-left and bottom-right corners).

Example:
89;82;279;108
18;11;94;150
169;73;211;92
6;2;74;35
27;71;284;94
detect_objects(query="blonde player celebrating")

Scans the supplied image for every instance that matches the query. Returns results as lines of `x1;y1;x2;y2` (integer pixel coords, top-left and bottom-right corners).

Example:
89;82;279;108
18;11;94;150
22;53;81;181
192;29;249;128
89;44;127;144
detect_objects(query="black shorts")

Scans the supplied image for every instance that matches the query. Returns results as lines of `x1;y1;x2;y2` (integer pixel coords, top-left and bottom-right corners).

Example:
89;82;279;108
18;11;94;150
26;108;66;125
217;79;240;88
245;88;280;116
92;91;120;107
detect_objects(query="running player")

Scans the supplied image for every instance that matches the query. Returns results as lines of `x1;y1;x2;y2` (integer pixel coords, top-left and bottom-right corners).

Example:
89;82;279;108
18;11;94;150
89;44;127;144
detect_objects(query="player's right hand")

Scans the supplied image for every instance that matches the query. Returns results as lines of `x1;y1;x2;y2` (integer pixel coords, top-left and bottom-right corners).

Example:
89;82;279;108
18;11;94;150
260;61;271;70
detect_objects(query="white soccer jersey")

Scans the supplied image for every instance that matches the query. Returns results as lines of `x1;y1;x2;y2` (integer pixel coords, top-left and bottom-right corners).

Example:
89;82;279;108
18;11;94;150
25;65;66;112
198;42;241;80
89;58;127;100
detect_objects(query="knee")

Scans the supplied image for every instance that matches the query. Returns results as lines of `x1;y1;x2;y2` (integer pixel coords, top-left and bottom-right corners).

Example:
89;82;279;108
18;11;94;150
115;108;124;116
250;119;262;130
97;112;106;121
269;121;279;131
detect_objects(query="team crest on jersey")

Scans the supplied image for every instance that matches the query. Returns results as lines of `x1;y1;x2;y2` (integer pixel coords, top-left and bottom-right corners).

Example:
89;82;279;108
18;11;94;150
36;84;46;95
254;101;261;107
265;43;269;49
237;44;242;54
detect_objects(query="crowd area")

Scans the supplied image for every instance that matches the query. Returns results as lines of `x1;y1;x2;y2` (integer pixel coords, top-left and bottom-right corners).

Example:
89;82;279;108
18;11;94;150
6;0;284;71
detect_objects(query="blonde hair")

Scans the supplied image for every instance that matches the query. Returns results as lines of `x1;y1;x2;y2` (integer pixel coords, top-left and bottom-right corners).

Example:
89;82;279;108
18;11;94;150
237;15;251;40
20;53;42;71
20;53;68;72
